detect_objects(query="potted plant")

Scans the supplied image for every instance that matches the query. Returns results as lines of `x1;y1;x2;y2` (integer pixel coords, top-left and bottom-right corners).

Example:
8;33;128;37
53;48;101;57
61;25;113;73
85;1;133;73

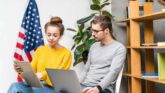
67;0;114;66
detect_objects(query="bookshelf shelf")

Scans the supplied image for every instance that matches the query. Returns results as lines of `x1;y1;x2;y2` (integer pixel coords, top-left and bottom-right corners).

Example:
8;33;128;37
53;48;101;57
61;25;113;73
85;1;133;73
132;11;165;21
114;19;130;23
126;46;165;49
123;73;165;84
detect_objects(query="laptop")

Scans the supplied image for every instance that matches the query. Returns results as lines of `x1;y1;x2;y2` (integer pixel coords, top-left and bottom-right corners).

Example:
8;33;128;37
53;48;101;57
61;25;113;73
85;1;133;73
46;69;82;93
14;61;43;88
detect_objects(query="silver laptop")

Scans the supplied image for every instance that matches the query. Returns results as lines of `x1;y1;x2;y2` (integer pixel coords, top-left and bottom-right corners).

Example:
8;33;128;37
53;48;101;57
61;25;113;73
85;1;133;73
14;61;43;88
46;69;82;93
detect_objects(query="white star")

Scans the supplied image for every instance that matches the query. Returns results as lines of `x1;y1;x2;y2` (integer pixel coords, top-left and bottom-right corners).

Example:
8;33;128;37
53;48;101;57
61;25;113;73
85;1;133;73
34;25;37;27
33;29;36;32
32;13;35;16
37;36;39;39
26;25;28;29
28;11;31;14
33;9;36;12
28;36;31;39
26;46;28;49
35;20;38;23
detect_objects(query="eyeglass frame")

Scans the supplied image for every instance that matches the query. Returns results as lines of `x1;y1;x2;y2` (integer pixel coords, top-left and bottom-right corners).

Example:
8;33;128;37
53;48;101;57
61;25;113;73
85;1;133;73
91;29;105;34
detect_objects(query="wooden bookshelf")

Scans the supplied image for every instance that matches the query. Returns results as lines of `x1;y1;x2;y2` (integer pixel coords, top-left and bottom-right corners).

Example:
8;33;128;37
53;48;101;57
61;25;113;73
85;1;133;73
126;46;165;49
132;11;165;21
116;1;165;93
114;19;130;23
123;73;165;84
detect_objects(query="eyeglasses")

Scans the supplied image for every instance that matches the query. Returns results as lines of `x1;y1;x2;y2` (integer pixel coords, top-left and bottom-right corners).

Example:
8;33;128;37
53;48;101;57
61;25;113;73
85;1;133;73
91;29;104;34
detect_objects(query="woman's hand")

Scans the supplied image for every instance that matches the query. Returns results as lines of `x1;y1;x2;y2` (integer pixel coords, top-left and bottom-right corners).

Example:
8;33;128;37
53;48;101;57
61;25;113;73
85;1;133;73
82;87;99;93
13;63;22;73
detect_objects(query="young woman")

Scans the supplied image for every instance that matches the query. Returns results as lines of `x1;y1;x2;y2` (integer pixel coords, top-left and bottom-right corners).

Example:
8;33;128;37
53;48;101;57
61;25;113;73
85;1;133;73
8;16;72;93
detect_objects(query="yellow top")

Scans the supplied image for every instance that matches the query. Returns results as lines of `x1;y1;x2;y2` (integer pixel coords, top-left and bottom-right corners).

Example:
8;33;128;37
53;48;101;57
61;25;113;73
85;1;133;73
30;45;72;86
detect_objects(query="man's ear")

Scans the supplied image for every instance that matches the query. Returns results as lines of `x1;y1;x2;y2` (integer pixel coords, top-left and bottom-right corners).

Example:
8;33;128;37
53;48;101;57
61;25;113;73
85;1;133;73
104;28;110;34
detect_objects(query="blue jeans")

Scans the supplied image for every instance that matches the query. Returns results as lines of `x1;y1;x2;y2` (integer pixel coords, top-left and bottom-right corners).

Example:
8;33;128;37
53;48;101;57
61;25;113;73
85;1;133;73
7;81;56;93
81;83;112;93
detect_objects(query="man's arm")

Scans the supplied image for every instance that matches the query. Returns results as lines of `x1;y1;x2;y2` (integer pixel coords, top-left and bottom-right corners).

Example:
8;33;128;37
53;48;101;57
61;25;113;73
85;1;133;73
79;56;91;82
79;49;92;82
98;46;126;89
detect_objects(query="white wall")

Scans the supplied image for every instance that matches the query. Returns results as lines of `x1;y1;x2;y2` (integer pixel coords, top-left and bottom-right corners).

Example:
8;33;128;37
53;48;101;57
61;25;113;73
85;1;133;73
0;0;94;92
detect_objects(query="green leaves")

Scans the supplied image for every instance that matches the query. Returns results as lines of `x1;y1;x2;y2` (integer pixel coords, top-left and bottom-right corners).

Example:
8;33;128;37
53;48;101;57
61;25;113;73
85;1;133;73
73;39;96;66
67;0;113;66
92;0;100;5
77;13;95;24
102;10;114;20
90;4;101;10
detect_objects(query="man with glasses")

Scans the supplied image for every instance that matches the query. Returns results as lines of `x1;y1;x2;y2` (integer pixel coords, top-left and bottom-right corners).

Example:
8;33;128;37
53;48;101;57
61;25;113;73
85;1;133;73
79;15;126;93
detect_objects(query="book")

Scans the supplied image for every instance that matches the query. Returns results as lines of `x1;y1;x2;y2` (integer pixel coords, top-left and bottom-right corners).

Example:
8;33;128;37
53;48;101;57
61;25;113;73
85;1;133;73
158;53;165;79
141;43;157;46
142;73;158;78
157;42;165;46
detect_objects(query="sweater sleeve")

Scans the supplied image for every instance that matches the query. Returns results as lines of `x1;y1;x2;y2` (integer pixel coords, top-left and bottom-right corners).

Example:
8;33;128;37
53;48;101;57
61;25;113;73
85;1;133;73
79;48;92;82
98;46;126;89
59;51;72;70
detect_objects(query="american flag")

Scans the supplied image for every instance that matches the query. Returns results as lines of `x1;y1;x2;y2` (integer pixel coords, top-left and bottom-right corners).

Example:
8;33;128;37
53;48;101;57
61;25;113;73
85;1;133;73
14;0;44;81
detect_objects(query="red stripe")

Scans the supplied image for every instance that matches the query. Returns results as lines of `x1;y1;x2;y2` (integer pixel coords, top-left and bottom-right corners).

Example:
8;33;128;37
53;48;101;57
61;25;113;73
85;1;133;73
26;52;32;62
18;32;24;39
17;75;23;82
14;52;23;61
16;42;24;50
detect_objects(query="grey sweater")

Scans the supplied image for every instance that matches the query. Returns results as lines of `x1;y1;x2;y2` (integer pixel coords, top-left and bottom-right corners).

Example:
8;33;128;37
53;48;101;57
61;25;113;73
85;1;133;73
79;40;126;93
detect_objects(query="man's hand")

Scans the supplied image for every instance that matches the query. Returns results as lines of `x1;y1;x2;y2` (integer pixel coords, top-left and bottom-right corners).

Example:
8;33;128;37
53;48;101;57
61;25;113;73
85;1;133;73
82;87;100;93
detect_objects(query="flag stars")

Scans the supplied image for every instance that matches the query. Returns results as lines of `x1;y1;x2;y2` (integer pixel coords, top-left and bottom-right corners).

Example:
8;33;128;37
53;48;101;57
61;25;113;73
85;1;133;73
27;20;29;23
28;36;31;39
28;11;31;14
33;9;36;12
31;43;33;46
34;24;37;27
37;36;39;39
32;38;34;41
35;20;38;23
33;29;36;32
32;13;35;16
26;46;29;49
